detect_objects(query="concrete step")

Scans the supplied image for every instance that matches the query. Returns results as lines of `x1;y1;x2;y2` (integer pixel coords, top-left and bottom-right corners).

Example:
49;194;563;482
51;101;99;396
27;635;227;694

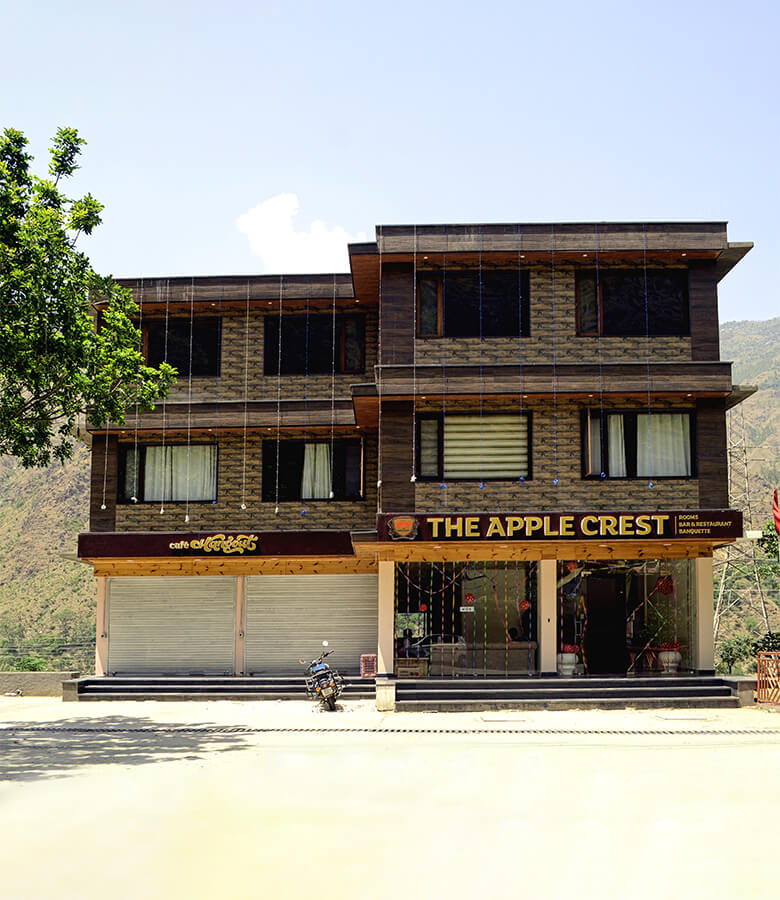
396;696;740;712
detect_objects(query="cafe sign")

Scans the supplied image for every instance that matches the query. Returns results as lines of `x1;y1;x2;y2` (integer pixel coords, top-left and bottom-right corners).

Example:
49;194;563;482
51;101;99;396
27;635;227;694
378;510;742;542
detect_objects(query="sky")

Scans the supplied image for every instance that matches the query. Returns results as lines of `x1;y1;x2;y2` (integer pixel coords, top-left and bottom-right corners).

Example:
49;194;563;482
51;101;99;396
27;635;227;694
2;0;778;322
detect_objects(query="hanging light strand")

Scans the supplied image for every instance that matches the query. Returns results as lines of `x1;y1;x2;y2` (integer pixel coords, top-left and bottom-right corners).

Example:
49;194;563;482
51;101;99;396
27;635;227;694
130;278;144;503
159;280;170;515
550;226;559;486
595;224;606;478
440;224;448;498
410;225;418;484
274;275;284;514
184;278;195;523
240;280;250;511
643;223;654;487
329;273;337;498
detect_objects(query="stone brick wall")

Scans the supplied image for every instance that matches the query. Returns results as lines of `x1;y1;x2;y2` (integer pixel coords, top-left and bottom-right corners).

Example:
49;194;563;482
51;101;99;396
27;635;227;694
408;398;699;514
161;304;378;404
115;432;378;533
414;268;693;365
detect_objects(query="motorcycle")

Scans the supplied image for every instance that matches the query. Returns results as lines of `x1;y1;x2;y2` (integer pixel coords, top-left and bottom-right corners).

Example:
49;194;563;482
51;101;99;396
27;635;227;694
300;641;345;711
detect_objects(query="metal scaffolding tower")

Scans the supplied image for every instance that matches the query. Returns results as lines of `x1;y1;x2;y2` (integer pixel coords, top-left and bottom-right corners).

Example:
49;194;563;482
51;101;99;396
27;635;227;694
713;404;771;642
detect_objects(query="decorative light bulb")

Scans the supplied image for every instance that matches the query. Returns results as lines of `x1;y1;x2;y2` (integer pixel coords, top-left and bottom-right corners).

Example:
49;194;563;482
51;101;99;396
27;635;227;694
410;474;416;483
301;508;307;516
274;506;280;515
478;482;485;490
519;476;525;483
376;480;382;488
130;496;138;503
553;478;559;486
160;507;165;515
648;480;654;488
100;503;106;510
184;514;190;523
240;503;247;510
329;490;334;499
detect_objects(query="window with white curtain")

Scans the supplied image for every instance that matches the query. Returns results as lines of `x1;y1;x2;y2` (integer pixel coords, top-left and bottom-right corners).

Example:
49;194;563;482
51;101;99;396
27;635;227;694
417;414;530;480
120;444;217;502
262;439;363;502
583;410;692;478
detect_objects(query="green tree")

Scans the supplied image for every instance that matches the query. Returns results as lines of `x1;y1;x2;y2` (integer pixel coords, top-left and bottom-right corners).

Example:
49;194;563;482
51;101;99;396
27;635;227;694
0;127;175;467
716;636;755;674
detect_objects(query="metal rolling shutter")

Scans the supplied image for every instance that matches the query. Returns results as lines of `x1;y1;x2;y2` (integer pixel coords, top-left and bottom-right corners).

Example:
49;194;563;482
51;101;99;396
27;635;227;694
107;577;236;675
245;575;378;675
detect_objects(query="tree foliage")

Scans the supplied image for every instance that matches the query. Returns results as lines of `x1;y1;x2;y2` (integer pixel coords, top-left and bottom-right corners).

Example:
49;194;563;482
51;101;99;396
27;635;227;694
0;127;175;466
716;636;754;674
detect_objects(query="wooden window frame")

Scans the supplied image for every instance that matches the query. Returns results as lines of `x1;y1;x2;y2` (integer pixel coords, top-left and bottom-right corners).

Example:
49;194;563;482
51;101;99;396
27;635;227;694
416;277;443;337
261;437;364;502
264;314;365;376
117;442;219;504
580;408;697;480
415;412;533;481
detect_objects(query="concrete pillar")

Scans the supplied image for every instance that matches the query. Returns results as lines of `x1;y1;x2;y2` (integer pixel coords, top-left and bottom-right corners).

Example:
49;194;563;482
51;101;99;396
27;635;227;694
378;560;395;677
695;556;715;673
235;576;246;675
95;576;108;676
538;559;558;676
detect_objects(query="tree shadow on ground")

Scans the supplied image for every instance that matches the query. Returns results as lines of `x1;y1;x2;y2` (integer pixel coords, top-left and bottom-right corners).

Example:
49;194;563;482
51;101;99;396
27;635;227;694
0;717;250;783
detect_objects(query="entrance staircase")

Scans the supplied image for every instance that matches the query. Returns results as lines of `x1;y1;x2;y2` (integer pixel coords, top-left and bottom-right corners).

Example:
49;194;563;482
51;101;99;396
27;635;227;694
64;675;375;702
393;675;740;711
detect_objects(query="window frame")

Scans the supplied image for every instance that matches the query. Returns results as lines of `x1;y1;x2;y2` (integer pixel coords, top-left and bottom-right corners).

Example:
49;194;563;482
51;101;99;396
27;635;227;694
580;408;696;480
263;314;366;376
415;412;533;481
117;442;219;504
415;270;531;339
261;437;365;502
575;268;691;338
144;317;222;377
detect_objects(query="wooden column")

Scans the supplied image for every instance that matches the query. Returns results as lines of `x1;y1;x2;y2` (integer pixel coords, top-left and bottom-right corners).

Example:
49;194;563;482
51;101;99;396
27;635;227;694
235;576;246;675
695;556;715;673
538;559;558;676
377;560;395;676
95;576;108;676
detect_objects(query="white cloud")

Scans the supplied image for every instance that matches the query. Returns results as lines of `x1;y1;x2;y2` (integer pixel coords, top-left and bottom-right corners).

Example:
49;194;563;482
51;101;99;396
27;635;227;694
236;193;367;274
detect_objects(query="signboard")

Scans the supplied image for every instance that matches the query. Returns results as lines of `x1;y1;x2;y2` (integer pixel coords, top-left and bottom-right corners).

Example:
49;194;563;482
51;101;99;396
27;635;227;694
378;510;742;543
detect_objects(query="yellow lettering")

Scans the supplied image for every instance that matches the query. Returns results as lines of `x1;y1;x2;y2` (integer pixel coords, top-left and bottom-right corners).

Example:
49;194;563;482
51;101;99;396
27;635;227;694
635;515;652;536
486;516;506;538
525;515;544;536
619;515;634;536
445;517;463;538
559;516;575;537
651;514;670;536
505;516;524;537
465;517;480;537
581;515;599;536
600;515;619;536
543;516;560;536
427;517;444;538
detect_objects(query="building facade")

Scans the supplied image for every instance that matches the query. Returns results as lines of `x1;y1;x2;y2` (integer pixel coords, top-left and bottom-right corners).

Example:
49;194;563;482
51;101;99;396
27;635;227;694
77;222;751;689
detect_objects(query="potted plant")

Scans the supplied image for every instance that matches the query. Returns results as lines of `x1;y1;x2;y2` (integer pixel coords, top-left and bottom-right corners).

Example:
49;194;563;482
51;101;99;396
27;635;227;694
658;640;683;673
557;643;579;677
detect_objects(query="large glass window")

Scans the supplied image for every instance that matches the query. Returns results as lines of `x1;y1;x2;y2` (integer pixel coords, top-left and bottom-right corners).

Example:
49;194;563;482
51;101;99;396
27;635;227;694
583;410;693;478
120;444;217;502
264;315;364;375
575;268;689;336
417;270;530;338
557;559;696;675
417;414;531;480
146;318;221;376
261;439;363;501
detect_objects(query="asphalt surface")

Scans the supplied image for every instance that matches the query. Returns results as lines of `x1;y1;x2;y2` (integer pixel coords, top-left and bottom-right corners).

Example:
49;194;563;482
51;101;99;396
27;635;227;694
1;697;779;900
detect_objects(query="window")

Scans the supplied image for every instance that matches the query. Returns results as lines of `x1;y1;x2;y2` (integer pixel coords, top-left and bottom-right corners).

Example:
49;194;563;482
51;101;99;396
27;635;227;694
146;318;221;376
119;444;217;502
575;269;689;336
261;439;363;501
264;315;365;375
416;414;531;480
583;410;693;478
417;270;530;338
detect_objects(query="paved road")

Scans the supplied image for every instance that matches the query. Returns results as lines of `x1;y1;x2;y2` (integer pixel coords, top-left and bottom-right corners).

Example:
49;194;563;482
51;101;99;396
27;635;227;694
1;698;779;900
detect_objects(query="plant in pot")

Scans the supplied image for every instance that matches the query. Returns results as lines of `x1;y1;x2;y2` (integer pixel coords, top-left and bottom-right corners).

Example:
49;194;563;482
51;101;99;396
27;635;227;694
658;640;684;673
557;643;579;677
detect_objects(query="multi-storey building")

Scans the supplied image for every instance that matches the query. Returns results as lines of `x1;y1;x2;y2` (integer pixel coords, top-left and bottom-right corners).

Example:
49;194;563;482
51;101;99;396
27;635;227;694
77;221;751;700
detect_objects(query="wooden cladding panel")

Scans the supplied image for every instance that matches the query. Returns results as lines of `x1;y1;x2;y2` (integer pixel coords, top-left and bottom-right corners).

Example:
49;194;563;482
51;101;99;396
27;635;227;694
379;401;415;511
379;263;414;366
689;262;720;361
696;399;729;508
368;541;716;562
90;435;118;532
91;556;378;577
